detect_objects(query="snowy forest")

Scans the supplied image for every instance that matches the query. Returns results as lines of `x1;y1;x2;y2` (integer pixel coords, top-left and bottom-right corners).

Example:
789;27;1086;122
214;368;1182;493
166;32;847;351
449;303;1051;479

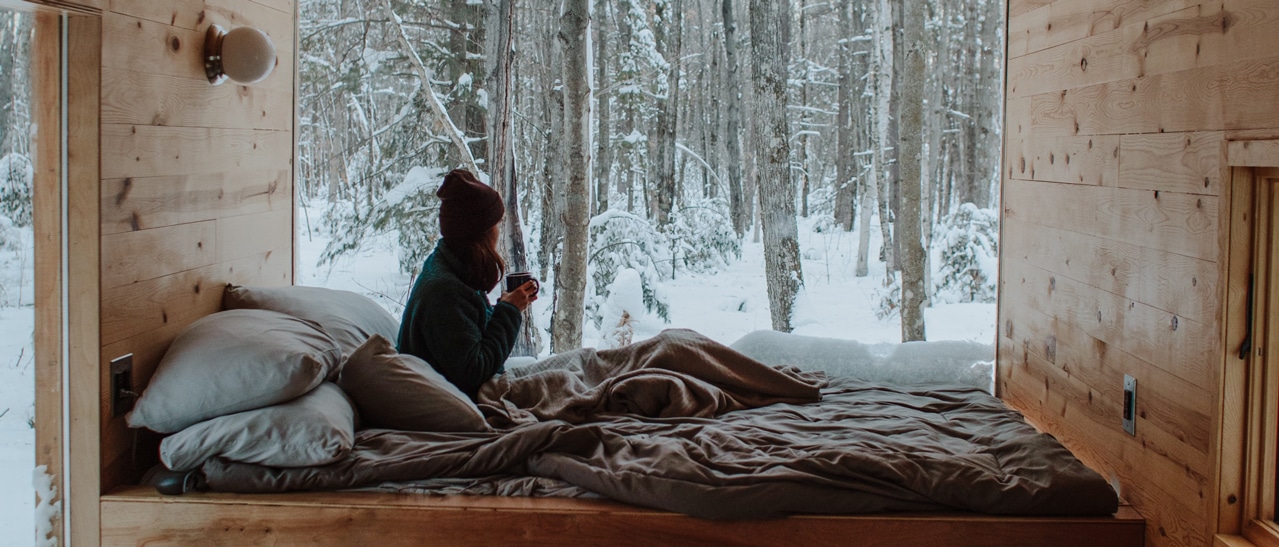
0;0;1005;353
298;0;1004;355
0;12;32;312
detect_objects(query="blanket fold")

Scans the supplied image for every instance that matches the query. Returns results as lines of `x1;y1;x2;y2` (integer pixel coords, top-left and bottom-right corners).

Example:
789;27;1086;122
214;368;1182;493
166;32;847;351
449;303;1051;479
477;329;827;427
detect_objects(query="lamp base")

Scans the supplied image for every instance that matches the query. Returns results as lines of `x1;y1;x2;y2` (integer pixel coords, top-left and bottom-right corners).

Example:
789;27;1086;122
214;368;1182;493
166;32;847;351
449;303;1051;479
203;25;228;85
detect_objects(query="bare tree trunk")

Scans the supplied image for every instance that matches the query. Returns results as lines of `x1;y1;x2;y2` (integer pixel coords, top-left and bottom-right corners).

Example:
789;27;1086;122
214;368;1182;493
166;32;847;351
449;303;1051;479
593;0;611;215
653;0;682;225
721;0;747;237
975;0;1002;209
958;0;978;207
551;0;593;352
872;0;894;271
898;0;927;342
887;0;903;272
750;0;802;332
833;0;855;231
797;0;810;219
538;31;566;285
484;0;540;356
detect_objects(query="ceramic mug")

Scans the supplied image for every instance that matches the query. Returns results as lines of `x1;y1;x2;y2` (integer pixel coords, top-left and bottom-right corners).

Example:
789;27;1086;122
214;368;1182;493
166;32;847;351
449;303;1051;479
505;271;538;292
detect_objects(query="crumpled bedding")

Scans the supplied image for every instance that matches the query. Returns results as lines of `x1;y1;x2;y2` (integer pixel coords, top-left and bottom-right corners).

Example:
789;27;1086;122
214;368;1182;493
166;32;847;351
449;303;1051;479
200;329;1118;520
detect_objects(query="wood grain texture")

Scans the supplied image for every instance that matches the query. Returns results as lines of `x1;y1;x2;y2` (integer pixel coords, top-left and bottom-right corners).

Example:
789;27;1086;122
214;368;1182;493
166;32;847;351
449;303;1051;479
1003;178;1218;262
110;0;294;31
1002;217;1218;323
1001;260;1215;451
101;170;290;235
1023;54;1279;138
99;487;1144;547
1228;140;1279;167
1007;0;1198;60
1008;20;1131;99
67;14;102;547
1119;132;1223;195
214;209;292;263
31;11;63;547
101;68;293;130
1214;167;1252;536
100;221;216;289
1006;135;1119;186
100;124;291;180
1010;1;1279;100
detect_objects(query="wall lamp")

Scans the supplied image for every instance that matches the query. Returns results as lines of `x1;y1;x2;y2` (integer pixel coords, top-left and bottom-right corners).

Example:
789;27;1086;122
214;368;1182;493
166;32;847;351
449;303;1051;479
203;24;276;86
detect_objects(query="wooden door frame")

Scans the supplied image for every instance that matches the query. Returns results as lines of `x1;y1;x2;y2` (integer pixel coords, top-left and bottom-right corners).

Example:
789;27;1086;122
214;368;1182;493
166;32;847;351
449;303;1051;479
1217;141;1279;546
30;3;100;546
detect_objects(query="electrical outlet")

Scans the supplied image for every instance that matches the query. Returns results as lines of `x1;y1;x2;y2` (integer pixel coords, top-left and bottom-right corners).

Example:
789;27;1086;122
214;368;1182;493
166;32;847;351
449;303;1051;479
110;354;134;417
1122;374;1137;436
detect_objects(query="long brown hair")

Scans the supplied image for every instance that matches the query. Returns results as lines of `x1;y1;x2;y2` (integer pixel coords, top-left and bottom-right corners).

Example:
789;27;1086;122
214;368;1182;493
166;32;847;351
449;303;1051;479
446;227;506;292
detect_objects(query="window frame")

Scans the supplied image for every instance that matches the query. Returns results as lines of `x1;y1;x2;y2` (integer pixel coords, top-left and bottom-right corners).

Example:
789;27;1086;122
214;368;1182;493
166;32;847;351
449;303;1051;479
1219;145;1279;546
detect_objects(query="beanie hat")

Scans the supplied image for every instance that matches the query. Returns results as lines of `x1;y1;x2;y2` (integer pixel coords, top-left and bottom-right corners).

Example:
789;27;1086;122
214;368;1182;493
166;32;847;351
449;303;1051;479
436;169;504;239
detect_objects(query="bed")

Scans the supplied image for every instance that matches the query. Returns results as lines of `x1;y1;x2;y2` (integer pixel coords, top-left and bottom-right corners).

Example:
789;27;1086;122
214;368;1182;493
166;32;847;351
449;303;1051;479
108;285;1140;545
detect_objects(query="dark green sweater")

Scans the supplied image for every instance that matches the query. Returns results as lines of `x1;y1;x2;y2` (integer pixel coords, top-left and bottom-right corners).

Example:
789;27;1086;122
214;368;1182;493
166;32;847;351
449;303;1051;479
396;240;522;399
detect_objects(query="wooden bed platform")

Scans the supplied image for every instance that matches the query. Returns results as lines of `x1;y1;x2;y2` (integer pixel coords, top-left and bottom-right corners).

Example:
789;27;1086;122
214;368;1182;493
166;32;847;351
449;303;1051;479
101;486;1144;546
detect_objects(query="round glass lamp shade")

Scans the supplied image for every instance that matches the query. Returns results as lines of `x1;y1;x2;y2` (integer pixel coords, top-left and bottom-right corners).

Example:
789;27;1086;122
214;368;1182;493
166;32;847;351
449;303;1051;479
205;25;276;85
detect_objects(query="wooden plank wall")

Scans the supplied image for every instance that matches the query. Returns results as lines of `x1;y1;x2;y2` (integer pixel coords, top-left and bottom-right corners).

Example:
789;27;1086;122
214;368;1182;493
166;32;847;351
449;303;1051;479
96;0;296;493
999;1;1279;545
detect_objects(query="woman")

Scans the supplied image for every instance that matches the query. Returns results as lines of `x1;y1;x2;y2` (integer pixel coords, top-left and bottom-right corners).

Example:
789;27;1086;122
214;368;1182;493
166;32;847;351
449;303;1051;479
397;169;538;399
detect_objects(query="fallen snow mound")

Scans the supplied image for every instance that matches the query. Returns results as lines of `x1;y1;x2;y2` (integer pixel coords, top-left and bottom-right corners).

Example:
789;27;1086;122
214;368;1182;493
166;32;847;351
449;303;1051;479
729;330;994;393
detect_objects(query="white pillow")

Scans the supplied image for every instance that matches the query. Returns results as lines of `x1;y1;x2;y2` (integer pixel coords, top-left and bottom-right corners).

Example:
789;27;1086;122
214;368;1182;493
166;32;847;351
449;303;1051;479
223;284;400;357
126;309;343;433
160;383;357;471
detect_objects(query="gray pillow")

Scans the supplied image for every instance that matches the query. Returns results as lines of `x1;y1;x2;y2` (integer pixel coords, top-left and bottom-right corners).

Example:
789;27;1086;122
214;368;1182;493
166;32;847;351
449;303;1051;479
223;284;400;357
126;309;343;433
160;383;357;471
338;334;489;432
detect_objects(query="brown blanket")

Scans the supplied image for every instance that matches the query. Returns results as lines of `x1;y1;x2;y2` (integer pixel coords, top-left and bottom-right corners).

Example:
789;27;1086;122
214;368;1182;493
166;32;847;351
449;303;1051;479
201;330;1118;519
477;329;827;426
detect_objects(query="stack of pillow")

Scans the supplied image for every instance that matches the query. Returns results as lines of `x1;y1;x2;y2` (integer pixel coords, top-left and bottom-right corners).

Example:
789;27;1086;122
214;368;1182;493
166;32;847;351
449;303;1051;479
125;284;490;474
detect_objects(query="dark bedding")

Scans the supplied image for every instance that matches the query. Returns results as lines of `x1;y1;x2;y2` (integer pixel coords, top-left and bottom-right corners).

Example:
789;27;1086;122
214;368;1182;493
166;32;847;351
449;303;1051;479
200;329;1118;519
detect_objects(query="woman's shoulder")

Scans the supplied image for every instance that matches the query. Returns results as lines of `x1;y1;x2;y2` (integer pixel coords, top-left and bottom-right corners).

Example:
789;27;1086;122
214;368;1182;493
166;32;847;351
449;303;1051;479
415;264;483;305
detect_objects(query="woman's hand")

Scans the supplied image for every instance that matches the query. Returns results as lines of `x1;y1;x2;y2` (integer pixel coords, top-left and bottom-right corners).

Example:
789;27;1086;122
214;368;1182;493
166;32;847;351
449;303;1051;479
498;280;539;311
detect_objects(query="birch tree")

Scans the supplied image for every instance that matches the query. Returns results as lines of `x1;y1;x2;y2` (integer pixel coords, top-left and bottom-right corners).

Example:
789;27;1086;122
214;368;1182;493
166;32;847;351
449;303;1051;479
833;0;854;231
720;0;746;237
859;0;894;278
749;0;802;332
898;0;927;342
550;0;592;352
875;0;895;272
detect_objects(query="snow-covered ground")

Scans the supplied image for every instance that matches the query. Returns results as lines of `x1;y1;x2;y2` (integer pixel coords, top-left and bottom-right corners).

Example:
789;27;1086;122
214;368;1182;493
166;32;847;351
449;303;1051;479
0;222;35;546
0;205;995;545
